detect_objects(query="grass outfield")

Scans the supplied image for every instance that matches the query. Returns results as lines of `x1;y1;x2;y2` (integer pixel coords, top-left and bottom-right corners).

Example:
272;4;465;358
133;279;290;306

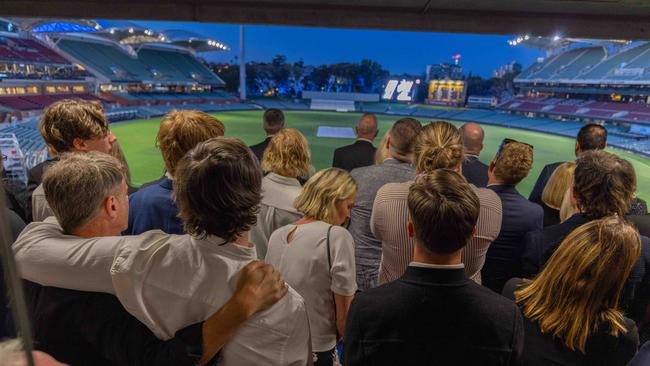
111;110;650;202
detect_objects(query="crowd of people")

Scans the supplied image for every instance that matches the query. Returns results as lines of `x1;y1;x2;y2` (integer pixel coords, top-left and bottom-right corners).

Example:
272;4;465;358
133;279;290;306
1;98;650;365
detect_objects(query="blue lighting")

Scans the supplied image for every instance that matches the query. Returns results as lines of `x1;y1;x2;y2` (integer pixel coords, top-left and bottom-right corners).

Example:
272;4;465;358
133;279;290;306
32;23;98;33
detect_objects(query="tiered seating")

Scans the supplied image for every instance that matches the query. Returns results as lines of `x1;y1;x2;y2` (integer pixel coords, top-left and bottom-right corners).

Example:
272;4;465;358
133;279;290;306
0;93;101;111
0;36;70;64
140;48;220;84
581;43;650;80
57;39;150;83
531;48;589;80
553;47;606;79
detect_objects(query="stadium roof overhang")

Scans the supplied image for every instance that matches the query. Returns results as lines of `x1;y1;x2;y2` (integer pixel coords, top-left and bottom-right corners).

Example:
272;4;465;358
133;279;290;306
6;18;100;33
160;30;229;52
95;20;164;45
3;1;650;40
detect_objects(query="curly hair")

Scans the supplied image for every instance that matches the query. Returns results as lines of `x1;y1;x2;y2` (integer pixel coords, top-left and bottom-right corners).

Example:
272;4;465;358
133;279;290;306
156;110;225;176
573;150;636;218
174;137;262;242
493;142;534;185
261;128;311;178
414;121;463;173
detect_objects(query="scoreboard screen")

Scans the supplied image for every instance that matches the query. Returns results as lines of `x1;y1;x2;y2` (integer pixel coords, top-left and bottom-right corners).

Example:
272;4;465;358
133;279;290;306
426;79;466;107
382;79;419;102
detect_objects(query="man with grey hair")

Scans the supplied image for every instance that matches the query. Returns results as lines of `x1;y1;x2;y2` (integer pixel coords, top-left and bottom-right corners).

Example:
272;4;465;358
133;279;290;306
13;141;311;365
332;113;379;172
16;152;291;365
460;122;489;187
348;117;422;290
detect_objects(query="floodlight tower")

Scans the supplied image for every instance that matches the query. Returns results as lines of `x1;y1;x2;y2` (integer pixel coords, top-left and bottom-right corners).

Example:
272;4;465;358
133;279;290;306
239;24;246;100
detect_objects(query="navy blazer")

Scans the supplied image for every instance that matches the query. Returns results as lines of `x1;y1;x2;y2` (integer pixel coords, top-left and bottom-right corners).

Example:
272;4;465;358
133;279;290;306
344;266;524;365
528;161;563;204
462;155;489;188
249;136;272;163
522;213;650;322
125;176;184;235
482;184;543;293
332;140;376;172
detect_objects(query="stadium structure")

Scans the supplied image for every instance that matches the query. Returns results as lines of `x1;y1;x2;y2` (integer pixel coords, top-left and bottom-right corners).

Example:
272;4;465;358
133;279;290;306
1;18;650;186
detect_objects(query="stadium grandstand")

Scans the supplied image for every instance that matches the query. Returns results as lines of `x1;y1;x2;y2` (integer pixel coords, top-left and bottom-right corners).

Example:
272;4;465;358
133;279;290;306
1;17;650;187
0;17;239;181
489;36;650;157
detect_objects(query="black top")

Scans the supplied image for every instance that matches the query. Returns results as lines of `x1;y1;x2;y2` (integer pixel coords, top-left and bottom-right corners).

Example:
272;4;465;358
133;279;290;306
503;278;639;366
462;155;489;187
542;203;561;227
629;215;650;238
482;184;543;294
24;281;208;366
344;266;524;365
528;161;563;205
249;136;272;163
332;140;376;172
522;213;650;323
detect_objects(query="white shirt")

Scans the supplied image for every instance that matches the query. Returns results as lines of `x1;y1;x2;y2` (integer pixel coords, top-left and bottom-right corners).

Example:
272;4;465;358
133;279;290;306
13;217;312;366
250;173;303;259
265;221;357;352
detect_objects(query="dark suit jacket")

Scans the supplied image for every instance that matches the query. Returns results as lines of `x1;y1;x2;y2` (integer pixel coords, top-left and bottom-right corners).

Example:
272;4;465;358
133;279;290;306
344;266;524;366
332;140;376;172
630;215;650;238
250;137;272;162
125;176;183;235
462;155;489;187
482;185;543;293
528;161;563;204
24;281;205;366
522;213;650;322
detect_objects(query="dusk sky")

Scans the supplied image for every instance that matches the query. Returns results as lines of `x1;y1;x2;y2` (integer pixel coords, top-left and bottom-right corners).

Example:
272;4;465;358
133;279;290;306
131;20;545;78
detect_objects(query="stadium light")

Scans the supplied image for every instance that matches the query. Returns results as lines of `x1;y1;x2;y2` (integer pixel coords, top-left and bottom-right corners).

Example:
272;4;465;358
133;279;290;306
553;35;561;41
524;34;530;40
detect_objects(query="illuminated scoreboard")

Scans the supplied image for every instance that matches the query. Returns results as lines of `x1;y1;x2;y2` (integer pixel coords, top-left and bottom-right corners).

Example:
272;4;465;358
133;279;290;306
426;79;466;107
382;79;420;102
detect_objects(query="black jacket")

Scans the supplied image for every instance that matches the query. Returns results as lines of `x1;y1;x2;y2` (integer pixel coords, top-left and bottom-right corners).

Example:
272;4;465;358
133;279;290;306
332;140;376;172
24;281;208;366
249;137;272;163
482;185;543;293
522;213;650;322
462;155;489;187
344;266;524;366
528;161;563;205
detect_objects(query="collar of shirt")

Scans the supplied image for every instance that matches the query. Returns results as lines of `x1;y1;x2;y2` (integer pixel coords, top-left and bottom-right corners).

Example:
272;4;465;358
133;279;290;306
357;138;374;144
191;235;257;260
465;154;480;159
266;172;301;187
409;261;465;269
165;171;173;180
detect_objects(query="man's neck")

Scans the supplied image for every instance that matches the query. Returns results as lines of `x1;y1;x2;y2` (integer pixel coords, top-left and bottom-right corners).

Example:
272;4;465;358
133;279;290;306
487;176;507;186
413;242;462;265
387;151;412;164
464;151;480;157
72;219;119;238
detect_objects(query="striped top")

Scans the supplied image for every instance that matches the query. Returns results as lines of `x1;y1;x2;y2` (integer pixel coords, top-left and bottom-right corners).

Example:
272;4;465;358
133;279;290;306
370;180;502;284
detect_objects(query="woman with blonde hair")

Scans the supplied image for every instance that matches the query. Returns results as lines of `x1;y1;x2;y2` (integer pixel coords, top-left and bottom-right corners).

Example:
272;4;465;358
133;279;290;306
503;216;640;365
250;128;312;258
541;161;576;226
374;127;391;164
265;168;358;366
